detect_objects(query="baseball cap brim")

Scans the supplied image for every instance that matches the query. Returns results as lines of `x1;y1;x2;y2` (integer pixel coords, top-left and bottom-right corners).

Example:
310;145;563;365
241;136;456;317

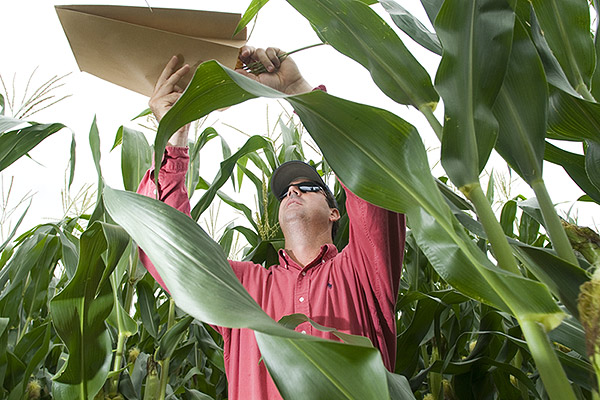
271;161;329;200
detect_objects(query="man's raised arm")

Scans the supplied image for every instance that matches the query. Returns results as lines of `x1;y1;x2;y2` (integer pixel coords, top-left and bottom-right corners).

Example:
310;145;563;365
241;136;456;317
136;47;314;290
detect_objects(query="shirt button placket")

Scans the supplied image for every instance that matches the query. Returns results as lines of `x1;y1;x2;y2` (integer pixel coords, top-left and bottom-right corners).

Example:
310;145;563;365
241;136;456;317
296;269;310;334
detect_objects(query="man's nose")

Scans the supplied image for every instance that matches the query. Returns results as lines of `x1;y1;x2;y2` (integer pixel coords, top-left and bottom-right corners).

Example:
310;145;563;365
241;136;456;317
287;185;301;197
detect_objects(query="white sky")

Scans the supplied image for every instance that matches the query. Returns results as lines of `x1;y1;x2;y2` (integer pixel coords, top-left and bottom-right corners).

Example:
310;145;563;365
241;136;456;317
1;0;597;246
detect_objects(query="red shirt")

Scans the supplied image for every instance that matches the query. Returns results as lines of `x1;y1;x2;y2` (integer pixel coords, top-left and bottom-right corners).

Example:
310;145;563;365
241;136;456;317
137;147;406;400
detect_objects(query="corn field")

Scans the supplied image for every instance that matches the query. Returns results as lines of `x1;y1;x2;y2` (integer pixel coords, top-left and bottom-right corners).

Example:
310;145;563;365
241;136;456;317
1;0;600;399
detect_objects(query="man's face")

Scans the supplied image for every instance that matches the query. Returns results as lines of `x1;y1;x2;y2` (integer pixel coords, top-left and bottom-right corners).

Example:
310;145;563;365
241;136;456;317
278;178;339;234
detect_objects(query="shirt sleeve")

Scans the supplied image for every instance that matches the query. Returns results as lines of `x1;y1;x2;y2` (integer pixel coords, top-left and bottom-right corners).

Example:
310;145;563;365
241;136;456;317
137;146;191;291
341;183;406;329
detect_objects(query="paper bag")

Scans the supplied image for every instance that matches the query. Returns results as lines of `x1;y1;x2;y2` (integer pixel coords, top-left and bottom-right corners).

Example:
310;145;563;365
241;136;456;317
55;5;247;96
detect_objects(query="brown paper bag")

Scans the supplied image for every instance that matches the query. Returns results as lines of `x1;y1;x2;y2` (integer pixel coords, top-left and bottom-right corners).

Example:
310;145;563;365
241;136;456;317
56;5;247;96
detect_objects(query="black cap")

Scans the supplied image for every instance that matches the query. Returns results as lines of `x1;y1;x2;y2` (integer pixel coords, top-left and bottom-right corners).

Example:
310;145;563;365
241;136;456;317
271;161;334;205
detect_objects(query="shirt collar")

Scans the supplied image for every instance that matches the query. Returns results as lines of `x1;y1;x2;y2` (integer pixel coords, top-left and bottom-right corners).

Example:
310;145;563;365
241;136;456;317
278;243;338;270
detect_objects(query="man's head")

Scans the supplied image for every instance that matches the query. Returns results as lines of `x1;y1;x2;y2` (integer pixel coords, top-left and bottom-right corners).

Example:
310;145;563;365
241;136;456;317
271;161;340;241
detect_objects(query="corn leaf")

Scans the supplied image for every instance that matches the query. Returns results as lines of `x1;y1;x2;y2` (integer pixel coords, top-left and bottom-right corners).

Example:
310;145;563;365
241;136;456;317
136;280;161;339
548;90;600;142
68;132;76;188
103;186;391;400
0;318;8;386
233;0;269;37
435;0;514;188
529;0;595;94
0;204;29;254
544;141;600;203
380;0;442;55
121;126;152;192
585;140;600;190
286;0;439;109
190;135;272;220
513;245;588;319
7;323;50;400
0;122;65;172
157;316;194;361
290;90;567;330
0;115;25;133
156;61;565;332
50;222;129;399
419;0;443;25
493;20;546;184
255;332;390;400
528;10;581;98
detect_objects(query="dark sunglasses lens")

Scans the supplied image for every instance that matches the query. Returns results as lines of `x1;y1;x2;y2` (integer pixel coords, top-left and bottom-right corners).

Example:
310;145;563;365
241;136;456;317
298;185;321;193
278;182;322;200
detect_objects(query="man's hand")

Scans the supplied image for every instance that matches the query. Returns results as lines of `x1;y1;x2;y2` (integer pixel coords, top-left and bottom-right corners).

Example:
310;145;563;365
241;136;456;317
236;46;313;95
149;56;191;147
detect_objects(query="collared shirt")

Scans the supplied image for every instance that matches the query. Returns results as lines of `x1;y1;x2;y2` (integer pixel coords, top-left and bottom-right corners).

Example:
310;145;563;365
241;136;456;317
137;147;406;400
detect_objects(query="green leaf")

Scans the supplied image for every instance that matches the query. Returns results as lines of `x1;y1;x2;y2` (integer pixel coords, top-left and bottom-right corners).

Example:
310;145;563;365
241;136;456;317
0;318;8;386
486;171;495;204
528;10;581;98
103;186;392;399
190;136;272;220
513;244;589;319
154;62;283;183
255;332;390;400
89;116;102;192
419;0;443;25
449;200;587;320
585;140;600;191
547;90;600;142
278;314;373;347
0;121;65;171
136;280;161;338
8;323;51;399
286;0;439;108
499;200;517;237
548;316;587;358
217;191;259;232
493;20;546;184
105;186;281;331
22;248;52;320
111;125;123;151
156;316;194;361
386;372;416;400
436;0;515;188
188;127;219;198
0;115;25;133
68;132;76;188
0;203;29;253
529;0;595;95
109;272;138;337
50;222;129;399
121;126;152;192
57;227;79;279
544;141;600;203
291;90;565;329
131;107;152;121
0;230;60;325
233;0;269;37
380;0;442;55
155;61;565;332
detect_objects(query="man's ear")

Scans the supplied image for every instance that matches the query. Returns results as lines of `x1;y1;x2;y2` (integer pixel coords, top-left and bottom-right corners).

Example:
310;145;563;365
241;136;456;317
330;208;341;222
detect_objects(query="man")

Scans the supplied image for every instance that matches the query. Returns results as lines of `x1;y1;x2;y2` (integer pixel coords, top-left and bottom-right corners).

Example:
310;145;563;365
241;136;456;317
137;46;406;400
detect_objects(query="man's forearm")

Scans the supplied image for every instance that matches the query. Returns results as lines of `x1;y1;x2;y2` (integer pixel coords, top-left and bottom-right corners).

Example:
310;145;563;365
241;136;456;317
167;125;190;147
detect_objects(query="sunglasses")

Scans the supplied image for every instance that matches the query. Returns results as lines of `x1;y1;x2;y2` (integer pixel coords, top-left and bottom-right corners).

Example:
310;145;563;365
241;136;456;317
279;181;324;200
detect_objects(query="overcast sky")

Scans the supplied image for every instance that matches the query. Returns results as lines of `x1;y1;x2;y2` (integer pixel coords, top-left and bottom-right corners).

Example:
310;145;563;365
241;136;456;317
1;0;597;244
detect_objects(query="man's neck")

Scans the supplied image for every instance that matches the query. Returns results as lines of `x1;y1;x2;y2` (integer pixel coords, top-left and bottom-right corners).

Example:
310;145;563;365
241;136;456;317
283;229;332;268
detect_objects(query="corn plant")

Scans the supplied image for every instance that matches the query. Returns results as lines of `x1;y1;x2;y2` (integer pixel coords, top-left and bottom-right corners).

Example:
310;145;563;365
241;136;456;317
2;0;600;399
103;0;599;399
